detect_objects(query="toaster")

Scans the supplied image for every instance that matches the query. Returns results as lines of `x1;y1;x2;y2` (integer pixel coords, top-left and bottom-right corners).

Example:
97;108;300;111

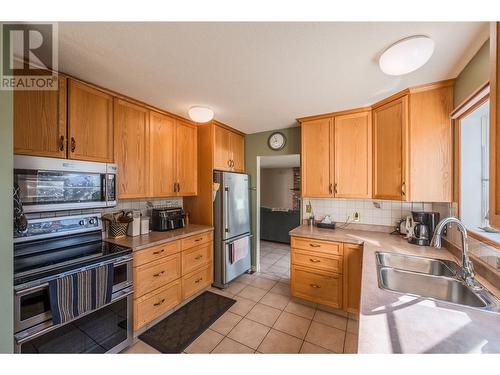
151;207;185;232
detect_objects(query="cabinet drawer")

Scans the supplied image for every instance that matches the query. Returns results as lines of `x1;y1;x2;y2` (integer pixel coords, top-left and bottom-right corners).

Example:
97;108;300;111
182;242;213;275
182;264;213;300
181;231;213;250
134;253;181;298
133;241;181;267
134;279;181;330
291;248;343;273
291;236;343;256
291;265;342;309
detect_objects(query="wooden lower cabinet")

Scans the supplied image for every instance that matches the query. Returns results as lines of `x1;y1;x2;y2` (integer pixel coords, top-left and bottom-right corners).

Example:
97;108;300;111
132;230;214;331
133;254;181;298
182;265;213;300
291;236;363;313
343;244;363;314
291;265;343;309
134;279;182;331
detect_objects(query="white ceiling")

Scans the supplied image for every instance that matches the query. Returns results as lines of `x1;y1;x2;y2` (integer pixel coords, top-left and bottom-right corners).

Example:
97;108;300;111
260;155;300;169
58;22;489;134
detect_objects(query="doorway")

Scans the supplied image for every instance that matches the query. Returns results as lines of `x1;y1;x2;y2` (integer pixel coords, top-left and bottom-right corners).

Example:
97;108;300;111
256;154;300;278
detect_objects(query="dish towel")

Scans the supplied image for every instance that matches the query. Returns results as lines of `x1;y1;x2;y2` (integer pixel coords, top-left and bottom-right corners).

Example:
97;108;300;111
48;264;114;325
231;236;249;264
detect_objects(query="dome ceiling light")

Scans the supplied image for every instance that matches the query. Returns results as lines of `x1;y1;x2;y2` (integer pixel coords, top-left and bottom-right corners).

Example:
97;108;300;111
379;35;435;76
188;106;214;123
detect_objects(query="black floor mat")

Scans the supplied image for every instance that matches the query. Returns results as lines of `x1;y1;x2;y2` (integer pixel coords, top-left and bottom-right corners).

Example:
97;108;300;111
138;291;236;353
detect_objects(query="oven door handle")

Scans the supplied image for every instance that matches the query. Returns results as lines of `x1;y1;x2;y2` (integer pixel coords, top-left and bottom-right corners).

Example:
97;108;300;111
14;282;49;296
14;287;134;345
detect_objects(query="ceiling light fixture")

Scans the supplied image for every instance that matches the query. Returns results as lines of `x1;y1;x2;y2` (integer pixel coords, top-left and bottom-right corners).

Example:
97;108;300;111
379;35;434;76
188;106;214;123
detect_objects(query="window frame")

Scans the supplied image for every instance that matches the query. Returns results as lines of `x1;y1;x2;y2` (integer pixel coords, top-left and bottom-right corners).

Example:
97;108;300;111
452;82;499;250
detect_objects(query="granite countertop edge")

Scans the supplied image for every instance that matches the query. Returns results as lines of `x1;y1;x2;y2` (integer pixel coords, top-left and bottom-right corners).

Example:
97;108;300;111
289;225;500;354
105;224;214;251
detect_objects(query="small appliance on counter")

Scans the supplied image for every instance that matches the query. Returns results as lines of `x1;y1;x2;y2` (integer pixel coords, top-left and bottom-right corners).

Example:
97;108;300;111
127;210;141;237
407;211;440;246
151;207;185;231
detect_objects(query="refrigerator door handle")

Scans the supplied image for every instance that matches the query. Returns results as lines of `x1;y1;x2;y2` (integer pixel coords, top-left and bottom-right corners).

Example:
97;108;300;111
224;186;230;233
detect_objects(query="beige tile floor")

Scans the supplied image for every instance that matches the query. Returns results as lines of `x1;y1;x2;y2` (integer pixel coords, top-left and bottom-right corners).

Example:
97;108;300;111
123;241;359;354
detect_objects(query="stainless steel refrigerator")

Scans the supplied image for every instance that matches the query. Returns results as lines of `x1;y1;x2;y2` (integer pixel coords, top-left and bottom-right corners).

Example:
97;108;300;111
213;171;252;288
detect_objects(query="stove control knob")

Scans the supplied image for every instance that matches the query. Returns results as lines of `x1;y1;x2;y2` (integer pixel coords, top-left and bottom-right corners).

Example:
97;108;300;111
89;218;96;225
79;220;86;226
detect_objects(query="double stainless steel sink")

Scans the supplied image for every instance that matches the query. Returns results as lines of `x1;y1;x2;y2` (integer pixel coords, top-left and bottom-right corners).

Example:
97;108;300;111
376;252;500;312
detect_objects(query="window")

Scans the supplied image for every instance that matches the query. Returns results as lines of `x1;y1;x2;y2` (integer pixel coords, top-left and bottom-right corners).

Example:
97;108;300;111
459;99;500;243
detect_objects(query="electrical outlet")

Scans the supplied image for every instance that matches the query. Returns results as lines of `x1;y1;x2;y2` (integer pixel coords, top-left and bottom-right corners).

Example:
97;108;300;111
353;212;360;222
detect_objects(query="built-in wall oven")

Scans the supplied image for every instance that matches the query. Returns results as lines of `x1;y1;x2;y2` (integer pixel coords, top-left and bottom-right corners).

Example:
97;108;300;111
14;214;133;353
14;155;117;213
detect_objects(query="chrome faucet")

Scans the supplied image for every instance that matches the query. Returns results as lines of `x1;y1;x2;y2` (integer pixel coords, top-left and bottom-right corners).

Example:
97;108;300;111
431;217;477;287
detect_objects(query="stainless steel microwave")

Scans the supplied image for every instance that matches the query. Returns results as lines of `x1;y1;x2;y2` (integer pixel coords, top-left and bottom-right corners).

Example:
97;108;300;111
14;155;117;213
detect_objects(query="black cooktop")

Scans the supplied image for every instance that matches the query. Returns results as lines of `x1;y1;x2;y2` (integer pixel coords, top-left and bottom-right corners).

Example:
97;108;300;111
14;231;132;286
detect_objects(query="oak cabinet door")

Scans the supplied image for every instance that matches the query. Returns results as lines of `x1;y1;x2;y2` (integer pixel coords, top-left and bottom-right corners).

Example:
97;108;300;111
175;120;198;196
213;125;231;171
230;131;245;172
114;99;150;199
372;97;408;200
334;111;372;198
150;111;176;197
68;79;113;162
301;118;332;197
14;75;67;158
343;244;363;314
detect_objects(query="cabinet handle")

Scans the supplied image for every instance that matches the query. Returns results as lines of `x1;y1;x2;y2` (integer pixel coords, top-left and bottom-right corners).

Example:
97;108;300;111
195;255;203;260
173;183;177;192
309;284;321;289
153;249;165;255
177;182;181;192
70;137;76;152
228;159;232;167
231;160;235;167
154;299;165;306
194;277;203;284
194;237;203;242
59;135;65;151
309;258;321;263
401;182;406;196
309;243;321;248
334;183;338;195
329;183;333;194
153;271;165;277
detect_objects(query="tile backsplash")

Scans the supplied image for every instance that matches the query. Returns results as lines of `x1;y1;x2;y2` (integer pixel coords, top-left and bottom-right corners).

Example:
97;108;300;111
303;198;433;227
25;197;183;221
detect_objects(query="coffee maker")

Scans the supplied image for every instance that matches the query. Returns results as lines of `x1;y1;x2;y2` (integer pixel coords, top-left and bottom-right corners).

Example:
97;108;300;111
408;211;440;246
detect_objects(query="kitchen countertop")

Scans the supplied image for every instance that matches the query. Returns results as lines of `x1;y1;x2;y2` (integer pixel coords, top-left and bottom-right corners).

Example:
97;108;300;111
105;224;213;251
290;225;500;353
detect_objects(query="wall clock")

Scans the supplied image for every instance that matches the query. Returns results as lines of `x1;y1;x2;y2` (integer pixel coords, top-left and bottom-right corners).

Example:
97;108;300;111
268;132;286;150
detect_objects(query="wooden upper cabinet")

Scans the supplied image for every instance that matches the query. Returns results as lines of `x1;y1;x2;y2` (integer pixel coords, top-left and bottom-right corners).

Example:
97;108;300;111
372;96;408;200
68;79;113;162
14;75;67;158
213;125;231;170
490;22;500;228
114;99;150;199
175;120;198;196
150;111;176;197
301;118;332;197
408;85;453;202
229;131;245;172
334;111;372;198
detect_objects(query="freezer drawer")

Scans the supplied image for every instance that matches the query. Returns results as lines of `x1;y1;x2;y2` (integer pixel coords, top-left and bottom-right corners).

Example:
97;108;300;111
213;234;252;288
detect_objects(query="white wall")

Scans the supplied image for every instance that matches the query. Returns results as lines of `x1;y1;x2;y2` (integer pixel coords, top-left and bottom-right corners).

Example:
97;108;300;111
260;168;294;209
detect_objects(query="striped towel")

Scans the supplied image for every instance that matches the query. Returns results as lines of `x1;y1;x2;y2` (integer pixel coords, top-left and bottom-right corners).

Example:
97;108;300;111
48;264;114;325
